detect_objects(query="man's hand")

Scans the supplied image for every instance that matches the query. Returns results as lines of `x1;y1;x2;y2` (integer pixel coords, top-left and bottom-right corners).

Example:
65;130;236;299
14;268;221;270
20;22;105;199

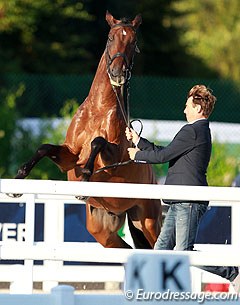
125;127;140;145
127;147;140;160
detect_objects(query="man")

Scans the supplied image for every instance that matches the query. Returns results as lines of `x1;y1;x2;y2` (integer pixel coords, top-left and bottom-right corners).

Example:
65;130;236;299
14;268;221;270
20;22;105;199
125;84;240;292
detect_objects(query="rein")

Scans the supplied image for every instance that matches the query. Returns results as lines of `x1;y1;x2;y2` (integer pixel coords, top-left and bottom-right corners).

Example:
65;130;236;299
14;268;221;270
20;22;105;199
92;119;143;175
92;22;143;176
105;22;138;126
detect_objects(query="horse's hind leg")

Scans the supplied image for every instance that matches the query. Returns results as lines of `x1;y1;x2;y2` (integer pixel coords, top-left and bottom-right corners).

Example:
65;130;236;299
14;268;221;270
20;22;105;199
127;201;162;248
86;203;132;248
15;143;78;179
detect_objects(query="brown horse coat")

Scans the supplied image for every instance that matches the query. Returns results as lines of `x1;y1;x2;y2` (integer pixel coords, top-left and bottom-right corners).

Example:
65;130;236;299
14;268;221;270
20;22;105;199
15;12;162;248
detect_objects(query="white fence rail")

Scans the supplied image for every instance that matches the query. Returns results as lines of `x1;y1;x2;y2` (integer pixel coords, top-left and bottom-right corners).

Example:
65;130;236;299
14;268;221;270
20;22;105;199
2;178;240;201
0;179;240;304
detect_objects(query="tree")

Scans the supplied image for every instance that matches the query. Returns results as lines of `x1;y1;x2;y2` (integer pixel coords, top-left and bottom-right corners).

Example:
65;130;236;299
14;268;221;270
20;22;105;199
133;0;201;76
0;0;95;73
171;0;240;82
0;84;24;177
0;0;217;77
207;142;239;186
9;98;79;180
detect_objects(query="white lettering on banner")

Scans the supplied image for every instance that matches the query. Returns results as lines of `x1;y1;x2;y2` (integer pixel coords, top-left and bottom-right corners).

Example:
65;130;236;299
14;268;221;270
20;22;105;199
0;223;26;241
17;223;26;241
124;253;191;293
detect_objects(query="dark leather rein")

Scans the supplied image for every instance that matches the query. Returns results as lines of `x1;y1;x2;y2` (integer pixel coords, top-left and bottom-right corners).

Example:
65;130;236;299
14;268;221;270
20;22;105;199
92;23;142;175
93;118;143;175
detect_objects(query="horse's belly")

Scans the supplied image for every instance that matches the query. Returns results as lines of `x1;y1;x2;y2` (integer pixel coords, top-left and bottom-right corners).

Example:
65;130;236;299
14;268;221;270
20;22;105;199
88;197;136;214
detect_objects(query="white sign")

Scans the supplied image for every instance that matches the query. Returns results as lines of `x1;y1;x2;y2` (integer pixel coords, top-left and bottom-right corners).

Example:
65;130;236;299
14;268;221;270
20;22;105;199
124;252;191;293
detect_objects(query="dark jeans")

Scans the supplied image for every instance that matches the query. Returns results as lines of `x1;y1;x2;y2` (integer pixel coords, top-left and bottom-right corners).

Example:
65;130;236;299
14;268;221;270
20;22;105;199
154;202;238;281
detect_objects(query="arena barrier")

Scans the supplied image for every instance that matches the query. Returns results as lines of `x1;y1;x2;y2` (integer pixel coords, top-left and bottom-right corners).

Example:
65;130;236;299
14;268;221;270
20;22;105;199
0;179;240;304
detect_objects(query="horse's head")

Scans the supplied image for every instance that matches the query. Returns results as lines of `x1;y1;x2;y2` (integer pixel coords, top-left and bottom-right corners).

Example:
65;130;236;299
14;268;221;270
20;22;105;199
105;11;142;87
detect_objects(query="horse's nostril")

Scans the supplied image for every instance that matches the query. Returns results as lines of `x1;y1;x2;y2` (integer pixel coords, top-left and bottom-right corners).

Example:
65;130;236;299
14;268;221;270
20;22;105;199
111;69;116;77
111;67;121;77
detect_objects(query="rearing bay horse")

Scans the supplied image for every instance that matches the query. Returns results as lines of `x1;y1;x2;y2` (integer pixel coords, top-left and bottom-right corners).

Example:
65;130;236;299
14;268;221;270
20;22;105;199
15;12;162;248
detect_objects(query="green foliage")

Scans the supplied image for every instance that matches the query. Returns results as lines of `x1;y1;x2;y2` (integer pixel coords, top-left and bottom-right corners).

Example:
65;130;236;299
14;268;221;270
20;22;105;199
1;0;240;80
131;0;209;77
11;119;67;180
0;84;24;177
171;0;240;82
2;89;238;186
207;142;239;186
0;0;216;77
0;0;94;73
10;98;80;180
0;0;239;184
59;98;79;119
148;139;239;187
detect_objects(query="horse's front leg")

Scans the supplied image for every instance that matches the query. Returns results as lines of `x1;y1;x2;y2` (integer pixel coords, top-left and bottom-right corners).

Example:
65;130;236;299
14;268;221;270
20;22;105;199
15;143;78;179
82;136;118;181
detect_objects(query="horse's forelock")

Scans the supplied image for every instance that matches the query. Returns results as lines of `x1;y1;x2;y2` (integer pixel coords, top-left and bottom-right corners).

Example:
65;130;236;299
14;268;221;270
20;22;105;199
120;17;131;24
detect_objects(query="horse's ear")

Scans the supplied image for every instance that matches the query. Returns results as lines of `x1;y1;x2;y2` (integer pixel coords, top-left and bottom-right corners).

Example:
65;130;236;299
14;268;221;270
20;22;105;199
106;11;118;27
132;14;142;30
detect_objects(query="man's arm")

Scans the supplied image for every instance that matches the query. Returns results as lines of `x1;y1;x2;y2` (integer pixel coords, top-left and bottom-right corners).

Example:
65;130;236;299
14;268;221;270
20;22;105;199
134;124;196;164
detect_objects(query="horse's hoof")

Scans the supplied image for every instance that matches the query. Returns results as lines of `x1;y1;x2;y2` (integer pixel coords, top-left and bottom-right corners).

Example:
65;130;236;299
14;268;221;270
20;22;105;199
6;193;23;198
15;165;29;179
15;173;27;179
81;168;92;181
75;195;90;201
82;168;91;175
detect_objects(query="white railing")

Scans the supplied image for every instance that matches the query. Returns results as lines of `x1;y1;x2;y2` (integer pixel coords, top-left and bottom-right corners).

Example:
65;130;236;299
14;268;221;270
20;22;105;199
0;179;240;299
2;178;240;201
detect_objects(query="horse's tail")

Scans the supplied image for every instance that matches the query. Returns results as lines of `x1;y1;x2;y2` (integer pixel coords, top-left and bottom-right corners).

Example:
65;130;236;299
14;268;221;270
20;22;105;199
126;214;152;249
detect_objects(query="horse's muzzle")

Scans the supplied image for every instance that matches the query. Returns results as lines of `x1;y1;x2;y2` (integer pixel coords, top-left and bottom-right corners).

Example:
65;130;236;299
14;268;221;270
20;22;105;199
109;74;126;87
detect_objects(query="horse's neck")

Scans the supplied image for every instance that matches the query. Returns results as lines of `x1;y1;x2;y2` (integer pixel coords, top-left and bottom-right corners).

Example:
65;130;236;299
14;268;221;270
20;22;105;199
88;54;123;107
91;54;109;85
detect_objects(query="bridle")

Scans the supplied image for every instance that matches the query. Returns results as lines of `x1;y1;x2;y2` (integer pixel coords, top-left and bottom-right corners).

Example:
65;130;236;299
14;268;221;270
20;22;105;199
105;22;139;128
92;23;143;176
105;23;138;88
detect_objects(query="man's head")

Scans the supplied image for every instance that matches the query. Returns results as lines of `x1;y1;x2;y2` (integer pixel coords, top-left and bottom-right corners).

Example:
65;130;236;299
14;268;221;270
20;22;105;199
184;85;216;123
